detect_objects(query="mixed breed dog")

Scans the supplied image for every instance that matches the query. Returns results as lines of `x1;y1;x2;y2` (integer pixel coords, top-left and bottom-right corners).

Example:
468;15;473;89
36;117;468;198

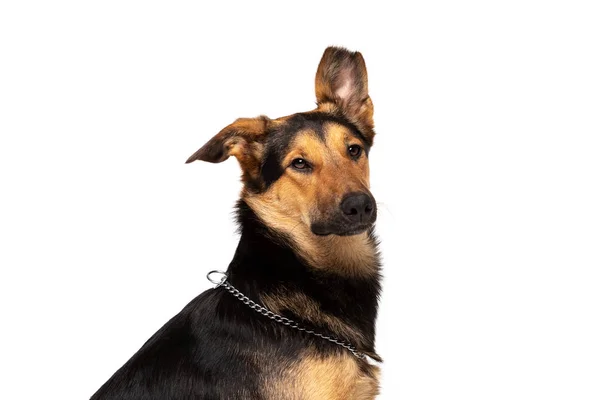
92;46;384;399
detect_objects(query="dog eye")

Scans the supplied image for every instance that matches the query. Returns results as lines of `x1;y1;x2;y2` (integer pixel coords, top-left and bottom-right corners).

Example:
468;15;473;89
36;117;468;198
348;145;362;158
291;158;310;170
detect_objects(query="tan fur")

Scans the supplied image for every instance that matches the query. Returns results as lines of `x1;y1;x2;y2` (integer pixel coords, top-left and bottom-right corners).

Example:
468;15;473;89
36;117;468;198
261;291;367;348
264;351;380;400
224;137;264;180
244;122;377;276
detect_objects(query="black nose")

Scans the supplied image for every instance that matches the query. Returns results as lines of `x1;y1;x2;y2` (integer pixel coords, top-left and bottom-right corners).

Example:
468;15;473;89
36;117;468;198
340;192;375;223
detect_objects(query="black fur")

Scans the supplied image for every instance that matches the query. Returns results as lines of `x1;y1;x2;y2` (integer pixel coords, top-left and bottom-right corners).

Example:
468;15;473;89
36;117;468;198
91;201;381;399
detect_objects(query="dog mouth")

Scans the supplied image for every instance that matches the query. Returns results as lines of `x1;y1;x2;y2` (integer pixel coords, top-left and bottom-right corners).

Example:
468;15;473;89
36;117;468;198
310;222;373;237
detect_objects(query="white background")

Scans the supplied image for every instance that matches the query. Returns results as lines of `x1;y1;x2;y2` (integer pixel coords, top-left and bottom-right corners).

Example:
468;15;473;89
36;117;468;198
1;1;599;399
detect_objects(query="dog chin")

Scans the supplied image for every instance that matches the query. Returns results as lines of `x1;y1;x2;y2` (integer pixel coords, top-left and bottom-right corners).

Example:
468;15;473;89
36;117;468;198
311;223;372;237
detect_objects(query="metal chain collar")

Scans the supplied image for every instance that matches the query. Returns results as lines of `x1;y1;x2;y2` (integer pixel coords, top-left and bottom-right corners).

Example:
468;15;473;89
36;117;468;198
207;270;368;361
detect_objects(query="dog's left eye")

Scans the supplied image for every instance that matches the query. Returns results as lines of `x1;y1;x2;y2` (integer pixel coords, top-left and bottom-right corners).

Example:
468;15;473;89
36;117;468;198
348;145;362;158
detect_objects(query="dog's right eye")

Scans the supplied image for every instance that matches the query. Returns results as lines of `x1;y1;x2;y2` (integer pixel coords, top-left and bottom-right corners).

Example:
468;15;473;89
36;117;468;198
291;158;310;170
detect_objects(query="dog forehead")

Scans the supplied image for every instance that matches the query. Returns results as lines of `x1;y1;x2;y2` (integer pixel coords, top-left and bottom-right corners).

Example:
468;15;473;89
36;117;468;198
268;112;365;152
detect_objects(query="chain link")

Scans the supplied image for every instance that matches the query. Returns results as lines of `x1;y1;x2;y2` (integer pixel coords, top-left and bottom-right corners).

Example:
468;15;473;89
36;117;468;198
207;270;367;360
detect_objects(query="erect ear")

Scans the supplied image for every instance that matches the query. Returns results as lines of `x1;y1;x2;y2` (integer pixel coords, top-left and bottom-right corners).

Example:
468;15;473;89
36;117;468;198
315;46;374;135
186;116;270;175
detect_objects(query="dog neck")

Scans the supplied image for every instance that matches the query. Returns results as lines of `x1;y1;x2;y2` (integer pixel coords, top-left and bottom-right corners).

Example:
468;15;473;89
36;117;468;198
226;200;381;353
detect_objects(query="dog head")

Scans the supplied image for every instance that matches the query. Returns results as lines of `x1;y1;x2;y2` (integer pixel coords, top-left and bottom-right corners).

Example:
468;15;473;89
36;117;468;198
187;47;376;240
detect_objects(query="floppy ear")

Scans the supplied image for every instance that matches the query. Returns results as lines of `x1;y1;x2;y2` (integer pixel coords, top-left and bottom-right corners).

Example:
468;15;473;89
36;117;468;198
186;116;270;178
315;46;374;135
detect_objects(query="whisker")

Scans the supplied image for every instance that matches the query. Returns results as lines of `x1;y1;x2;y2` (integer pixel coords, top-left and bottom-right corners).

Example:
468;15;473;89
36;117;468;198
376;201;395;219
289;221;303;234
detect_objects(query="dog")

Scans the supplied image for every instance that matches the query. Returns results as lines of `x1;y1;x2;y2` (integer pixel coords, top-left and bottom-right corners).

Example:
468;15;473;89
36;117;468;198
91;46;383;400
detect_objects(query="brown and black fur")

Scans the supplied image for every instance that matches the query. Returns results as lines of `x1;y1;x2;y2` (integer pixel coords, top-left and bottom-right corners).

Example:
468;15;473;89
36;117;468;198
91;46;383;400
